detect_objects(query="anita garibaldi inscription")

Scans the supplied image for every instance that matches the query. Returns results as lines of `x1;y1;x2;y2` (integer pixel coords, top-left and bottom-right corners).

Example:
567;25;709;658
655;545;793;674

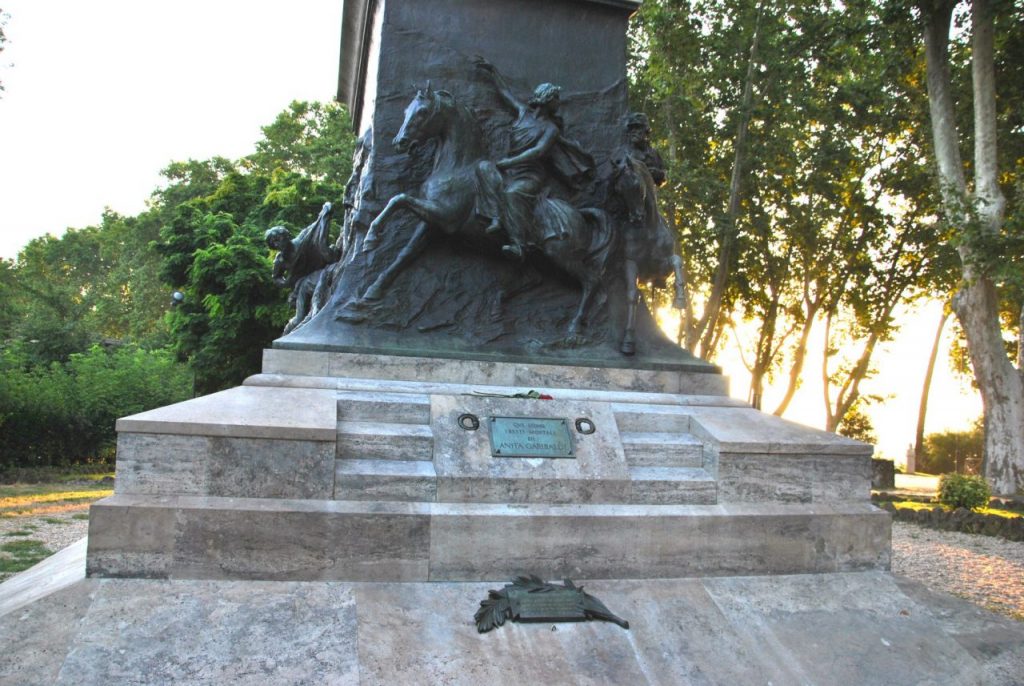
489;416;576;458
456;412;598;459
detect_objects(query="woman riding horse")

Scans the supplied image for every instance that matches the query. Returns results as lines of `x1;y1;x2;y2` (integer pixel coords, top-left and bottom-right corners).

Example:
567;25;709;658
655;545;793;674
472;56;594;261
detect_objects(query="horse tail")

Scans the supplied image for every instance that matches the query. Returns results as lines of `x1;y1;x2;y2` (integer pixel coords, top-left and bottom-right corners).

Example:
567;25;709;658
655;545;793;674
579;208;615;269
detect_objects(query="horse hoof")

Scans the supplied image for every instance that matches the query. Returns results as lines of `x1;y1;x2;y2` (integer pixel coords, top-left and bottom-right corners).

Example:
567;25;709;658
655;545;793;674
673;297;688;310
620;340;636;356
501;244;524;261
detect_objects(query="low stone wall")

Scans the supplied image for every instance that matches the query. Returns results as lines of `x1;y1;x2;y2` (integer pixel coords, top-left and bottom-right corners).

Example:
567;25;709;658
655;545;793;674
871;459;895;489
879;502;1024;542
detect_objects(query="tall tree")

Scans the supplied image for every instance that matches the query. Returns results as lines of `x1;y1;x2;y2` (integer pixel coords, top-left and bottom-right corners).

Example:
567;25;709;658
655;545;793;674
632;0;944;435
914;307;950;470
921;0;1024;493
156;101;355;393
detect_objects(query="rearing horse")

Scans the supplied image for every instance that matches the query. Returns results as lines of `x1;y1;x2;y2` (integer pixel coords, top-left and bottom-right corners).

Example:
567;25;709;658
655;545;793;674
609;154;689;355
341;84;614;344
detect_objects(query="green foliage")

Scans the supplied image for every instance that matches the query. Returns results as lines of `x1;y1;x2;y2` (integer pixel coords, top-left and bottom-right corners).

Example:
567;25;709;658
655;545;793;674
0;344;192;469
837;403;878;445
0;99;354;469
629;0;951;427
938;473;992;511
920;422;984;475
155;100;355;393
248;100;356;181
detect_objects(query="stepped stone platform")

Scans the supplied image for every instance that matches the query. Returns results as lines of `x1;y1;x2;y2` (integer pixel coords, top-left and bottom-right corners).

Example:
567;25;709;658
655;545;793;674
11;349;1023;685
86;349;888;582
3;543;1024;686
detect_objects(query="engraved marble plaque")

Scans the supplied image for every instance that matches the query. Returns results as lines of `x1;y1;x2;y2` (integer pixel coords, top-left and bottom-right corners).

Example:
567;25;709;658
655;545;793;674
488;417;575;459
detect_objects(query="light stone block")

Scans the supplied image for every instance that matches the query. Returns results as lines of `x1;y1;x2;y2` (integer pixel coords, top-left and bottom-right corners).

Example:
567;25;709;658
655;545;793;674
0;580;99;686
8;571;1023;686
87;495;431;581
612;402;693;432
328;352;517;385
335;459;438;502
57;579;360;686
514;363;685;393
426;502;891;581
627;466;718;504
430;395;631;504
261;348;330;376
115;385;337;441
336;420;434;460
337;389;431;424
260;350;730;395
719;453;872;504
620;431;704;467
116;433;335;499
688;406;872;456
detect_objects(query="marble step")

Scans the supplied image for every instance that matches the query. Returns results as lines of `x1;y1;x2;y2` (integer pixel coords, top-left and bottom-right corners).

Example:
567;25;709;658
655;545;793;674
612;403;693;433
621;431;704;468
628;466;718;505
336;390;431;425
335;459;437;502
336;421;434;461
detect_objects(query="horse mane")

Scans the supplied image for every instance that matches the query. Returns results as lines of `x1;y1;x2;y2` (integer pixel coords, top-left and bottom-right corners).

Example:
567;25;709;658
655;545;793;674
433;88;485;158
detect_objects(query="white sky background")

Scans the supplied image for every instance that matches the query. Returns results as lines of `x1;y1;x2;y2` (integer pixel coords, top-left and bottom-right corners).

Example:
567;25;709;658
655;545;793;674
0;0;342;259
0;0;983;460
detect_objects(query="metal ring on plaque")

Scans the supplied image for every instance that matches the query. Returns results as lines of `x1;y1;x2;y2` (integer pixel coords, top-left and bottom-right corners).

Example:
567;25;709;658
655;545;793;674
575;418;596;435
457;413;481;431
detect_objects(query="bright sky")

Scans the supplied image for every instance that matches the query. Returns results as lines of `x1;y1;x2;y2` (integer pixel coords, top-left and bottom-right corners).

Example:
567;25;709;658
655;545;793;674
0;0;342;259
0;1;983;461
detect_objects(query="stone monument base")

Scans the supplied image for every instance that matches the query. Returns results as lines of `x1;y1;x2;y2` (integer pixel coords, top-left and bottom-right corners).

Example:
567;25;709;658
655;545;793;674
3;544;1023;685
86;349;888;581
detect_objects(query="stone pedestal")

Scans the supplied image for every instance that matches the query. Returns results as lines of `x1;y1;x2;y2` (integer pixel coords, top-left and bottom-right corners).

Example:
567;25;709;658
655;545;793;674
86;350;889;581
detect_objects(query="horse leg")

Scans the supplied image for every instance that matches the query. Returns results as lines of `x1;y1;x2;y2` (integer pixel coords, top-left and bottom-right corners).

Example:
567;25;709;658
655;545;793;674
670;254;689;310
361;221;432;302
363;193;413;252
566;280;593;344
621;259;639;355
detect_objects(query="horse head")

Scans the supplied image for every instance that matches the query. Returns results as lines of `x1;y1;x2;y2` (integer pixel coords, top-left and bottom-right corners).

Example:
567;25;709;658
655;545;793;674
393;82;453;153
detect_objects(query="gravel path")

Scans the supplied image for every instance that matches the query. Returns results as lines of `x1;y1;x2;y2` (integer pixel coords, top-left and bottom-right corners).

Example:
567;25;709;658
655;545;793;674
0;509;90;583
892;520;1024;620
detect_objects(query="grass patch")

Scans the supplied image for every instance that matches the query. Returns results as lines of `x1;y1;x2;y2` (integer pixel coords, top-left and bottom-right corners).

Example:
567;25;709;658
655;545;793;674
0;486;113;519
4;529;35;537
71;513;90;521
0;538;53;574
42;517;68;525
0;465;114;485
891;500;1021;519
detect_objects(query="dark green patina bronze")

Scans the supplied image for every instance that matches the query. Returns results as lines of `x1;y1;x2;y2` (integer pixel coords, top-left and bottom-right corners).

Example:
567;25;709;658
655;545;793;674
475;576;629;633
488;417;574;459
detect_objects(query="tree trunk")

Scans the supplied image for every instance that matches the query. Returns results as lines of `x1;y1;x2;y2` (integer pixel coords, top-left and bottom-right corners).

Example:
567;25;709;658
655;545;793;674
694;2;763;358
923;0;1024;494
914;308;950;472
773;295;819;417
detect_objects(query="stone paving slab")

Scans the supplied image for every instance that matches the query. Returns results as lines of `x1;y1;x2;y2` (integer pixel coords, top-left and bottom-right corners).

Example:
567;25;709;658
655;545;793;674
3;540;1022;686
116;386;337;441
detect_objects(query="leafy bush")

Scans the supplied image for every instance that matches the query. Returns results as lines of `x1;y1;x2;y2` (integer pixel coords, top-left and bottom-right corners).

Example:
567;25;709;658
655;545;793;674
938;473;992;510
919;423;983;475
0;344;192;469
